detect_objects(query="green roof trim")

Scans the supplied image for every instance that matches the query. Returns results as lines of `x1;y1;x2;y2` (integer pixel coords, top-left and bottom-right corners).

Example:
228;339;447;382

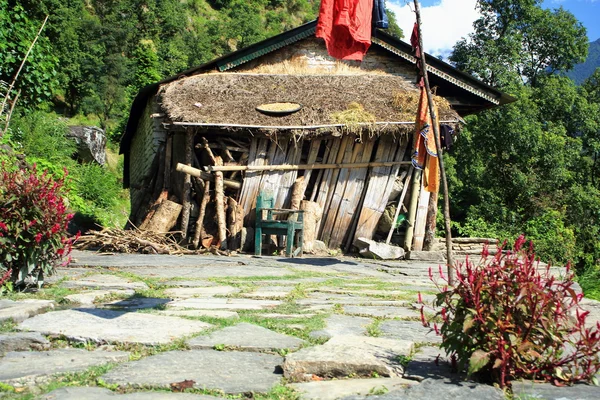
217;26;317;71
371;37;500;105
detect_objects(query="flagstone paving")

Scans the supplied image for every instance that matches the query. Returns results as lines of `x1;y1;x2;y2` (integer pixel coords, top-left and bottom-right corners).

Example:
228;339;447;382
18;309;213;345
0;349;129;387
1;250;599;399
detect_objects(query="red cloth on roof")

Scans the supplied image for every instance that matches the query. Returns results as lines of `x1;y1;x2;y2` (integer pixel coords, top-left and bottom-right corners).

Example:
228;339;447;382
316;0;374;61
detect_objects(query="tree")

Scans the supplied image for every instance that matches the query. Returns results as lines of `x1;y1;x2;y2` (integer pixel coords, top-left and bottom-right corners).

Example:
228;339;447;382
451;0;588;88
445;0;598;269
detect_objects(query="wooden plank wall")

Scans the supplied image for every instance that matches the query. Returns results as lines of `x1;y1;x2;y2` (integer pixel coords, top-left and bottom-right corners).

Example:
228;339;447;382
237;134;410;249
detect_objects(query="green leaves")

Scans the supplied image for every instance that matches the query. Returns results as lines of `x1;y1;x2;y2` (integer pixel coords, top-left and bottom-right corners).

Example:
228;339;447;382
468;350;490;375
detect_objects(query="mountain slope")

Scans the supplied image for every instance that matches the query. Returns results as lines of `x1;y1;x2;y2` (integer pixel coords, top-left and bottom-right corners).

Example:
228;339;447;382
566;38;600;84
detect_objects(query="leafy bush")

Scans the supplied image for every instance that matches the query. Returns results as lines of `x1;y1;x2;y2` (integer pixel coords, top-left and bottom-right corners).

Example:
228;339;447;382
420;236;600;388
0;162;78;289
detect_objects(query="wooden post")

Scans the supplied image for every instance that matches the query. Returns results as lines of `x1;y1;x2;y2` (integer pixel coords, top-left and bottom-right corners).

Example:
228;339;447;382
214;157;227;250
192;180;210;249
180;128;194;240
404;168;422;251
423;189;439;251
413;0;455;284
386;166;413;244
175;163;241;189
164;135;173;190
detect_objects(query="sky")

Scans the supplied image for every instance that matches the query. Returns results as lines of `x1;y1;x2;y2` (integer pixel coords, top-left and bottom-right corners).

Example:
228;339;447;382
387;0;600;58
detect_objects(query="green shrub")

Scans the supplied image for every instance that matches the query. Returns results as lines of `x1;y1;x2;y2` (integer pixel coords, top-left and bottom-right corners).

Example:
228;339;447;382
420;236;600;388
0;162;78;289
8;111;76;162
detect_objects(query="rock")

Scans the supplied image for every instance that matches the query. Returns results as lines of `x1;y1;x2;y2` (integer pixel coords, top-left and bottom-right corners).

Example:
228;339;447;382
0;349;129;386
240;286;294;299
61;274;148;291
157;310;239;319
343;306;421;319
0;332;50;355
341;378;504;400
104;297;170;310
512;381;600;400
311;240;329;255
164;286;240;298
309;315;372;340
291;377;417;400
283;335;413;381
65;290;135;305
0;299;55;323
42;387;219;399
378;320;441;344
256;313;316;320
158;280;216;288
187;323;305;352
101;350;283;395
405;251;445;262
354;238;405;260
167;298;281;310
18;308;212;345
403;346;453;381
67;126;107;165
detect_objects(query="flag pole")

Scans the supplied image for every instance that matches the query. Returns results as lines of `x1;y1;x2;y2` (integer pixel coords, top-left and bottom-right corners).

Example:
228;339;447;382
412;0;455;285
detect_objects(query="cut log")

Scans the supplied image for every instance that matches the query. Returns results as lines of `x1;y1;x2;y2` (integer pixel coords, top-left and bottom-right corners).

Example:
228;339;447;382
192;180;211;249
291;176;305;210
301;200;323;253
227;197;243;250
139;199;182;233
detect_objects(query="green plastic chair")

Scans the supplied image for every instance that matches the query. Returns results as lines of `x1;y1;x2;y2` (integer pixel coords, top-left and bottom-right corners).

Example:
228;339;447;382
254;191;304;257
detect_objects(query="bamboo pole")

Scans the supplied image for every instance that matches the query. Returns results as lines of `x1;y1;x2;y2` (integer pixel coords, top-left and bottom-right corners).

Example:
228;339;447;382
413;0;455;284
203;161;412;172
176;163;241;189
387;166;413;244
0;15;49;138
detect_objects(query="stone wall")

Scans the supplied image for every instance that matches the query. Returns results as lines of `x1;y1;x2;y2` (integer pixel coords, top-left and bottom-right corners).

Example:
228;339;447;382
237;37;418;81
129;97;167;217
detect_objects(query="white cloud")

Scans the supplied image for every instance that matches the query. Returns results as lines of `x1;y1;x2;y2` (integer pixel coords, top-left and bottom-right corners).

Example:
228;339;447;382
388;0;481;57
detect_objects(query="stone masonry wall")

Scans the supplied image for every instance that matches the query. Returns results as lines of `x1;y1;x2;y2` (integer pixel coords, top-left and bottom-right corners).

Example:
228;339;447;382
129;97;167;217
237;37;418;82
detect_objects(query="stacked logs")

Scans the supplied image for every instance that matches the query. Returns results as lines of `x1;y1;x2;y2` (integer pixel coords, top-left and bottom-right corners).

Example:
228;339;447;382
141;131;249;251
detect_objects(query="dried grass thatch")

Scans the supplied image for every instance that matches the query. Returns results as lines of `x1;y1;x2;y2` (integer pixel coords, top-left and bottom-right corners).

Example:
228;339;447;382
159;73;461;134
330;102;376;124
392;90;453;122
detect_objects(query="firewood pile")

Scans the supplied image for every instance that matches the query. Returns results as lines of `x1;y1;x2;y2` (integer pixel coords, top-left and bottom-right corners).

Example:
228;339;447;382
74;227;225;255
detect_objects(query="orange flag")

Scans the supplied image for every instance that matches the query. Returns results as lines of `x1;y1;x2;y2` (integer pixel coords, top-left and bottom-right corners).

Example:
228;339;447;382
411;88;440;194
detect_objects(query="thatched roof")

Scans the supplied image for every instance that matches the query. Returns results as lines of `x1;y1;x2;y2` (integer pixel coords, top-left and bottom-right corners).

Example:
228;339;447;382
159;73;461;133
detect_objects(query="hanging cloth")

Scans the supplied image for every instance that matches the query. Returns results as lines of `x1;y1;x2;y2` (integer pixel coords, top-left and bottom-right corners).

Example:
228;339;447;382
316;0;374;61
412;88;440;194
372;0;389;29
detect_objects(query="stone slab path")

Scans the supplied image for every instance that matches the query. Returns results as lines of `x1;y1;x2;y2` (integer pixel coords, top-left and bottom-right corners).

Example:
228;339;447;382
18;309;212;345
1;250;599;399
101;350;283;395
0;349;129;387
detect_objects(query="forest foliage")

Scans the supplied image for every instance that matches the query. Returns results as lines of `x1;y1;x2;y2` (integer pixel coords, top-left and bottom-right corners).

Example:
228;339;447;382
0;1;599;291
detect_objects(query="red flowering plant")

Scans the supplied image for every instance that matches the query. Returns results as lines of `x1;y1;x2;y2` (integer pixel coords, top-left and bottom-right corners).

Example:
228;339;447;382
419;236;600;388
0;162;78;289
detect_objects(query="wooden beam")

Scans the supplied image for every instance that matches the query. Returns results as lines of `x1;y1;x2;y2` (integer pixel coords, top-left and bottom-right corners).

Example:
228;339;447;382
176;163;241;190
204;161;412;172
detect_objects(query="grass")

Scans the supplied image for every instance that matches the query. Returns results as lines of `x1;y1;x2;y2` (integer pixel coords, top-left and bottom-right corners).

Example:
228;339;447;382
366;319;383;337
